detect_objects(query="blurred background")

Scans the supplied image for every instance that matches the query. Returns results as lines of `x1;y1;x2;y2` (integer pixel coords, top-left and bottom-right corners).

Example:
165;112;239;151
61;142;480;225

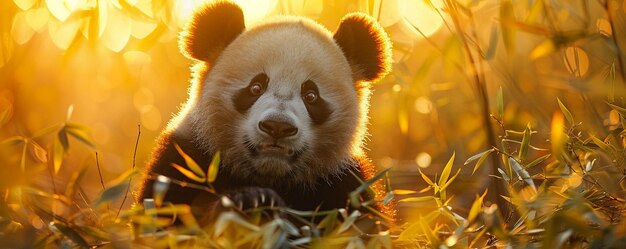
1;0;625;222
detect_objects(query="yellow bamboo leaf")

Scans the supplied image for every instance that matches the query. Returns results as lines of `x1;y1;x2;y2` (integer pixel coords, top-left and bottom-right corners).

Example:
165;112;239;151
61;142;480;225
53;137;64;174
171;163;205;183
174;144;205;178
530;39;556;59
207;151;220;184
551;112;566;156
438;152;455;187
393;189;418;195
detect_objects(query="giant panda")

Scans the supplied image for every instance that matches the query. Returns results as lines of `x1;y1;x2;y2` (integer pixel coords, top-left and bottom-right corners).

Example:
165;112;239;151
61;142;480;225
138;1;394;224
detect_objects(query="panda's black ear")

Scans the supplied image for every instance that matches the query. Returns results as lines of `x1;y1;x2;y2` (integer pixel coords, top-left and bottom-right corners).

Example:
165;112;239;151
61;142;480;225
334;13;392;82
179;1;245;62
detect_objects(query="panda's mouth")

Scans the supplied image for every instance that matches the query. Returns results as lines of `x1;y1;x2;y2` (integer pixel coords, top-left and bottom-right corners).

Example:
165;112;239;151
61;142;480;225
256;143;293;156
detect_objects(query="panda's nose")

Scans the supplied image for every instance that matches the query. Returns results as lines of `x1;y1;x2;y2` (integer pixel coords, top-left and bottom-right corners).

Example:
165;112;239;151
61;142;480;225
258;120;298;139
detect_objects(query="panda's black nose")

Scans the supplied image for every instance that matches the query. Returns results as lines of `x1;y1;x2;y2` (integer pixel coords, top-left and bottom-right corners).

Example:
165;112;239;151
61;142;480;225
258;120;298;139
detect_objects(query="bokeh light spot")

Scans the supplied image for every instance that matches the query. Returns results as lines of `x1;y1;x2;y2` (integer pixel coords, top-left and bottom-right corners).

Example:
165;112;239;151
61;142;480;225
415;152;432;168
414;97;433;114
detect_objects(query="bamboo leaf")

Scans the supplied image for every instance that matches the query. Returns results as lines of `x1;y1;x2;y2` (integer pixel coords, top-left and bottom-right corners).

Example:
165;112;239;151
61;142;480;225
399;196;435;203
174;143;206;178
551;112;566;156
484;25;499;59
32;123;63;138
530;39;556;59
94;181;129;207
473;149;494;175
509;157;536;191
557;98;574;125
50;222;89;248
438;152;456;187
464;148;494;165
419;168;434;186
526;154;551;169
440;169;461;191
58;128;69;150
589;134;608;150
65;123;95;149
30;141;48;163
337;210;360;234
500;0;515;54
207;150;220;184
171;163;206;183
53;137;64;174
0;136;25;147
393;189;417;195
518;123;531;161
467;190;488;223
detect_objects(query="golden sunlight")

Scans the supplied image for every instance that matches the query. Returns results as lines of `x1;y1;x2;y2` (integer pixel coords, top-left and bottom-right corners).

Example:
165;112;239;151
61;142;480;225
377;0;444;39
175;0;278;27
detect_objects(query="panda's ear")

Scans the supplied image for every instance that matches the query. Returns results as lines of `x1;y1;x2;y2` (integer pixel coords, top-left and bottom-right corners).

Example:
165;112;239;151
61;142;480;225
333;13;392;82
179;1;245;62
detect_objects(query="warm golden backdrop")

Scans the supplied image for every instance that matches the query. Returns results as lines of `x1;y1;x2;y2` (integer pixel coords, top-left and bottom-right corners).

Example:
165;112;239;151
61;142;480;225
2;0;626;247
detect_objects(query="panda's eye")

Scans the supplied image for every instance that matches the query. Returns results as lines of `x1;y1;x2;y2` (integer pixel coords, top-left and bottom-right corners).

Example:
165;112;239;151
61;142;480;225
249;73;269;96
250;83;264;95
303;90;318;103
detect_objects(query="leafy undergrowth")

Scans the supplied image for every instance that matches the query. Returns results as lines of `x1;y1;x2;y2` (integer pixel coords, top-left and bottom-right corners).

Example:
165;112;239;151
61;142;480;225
1;100;626;249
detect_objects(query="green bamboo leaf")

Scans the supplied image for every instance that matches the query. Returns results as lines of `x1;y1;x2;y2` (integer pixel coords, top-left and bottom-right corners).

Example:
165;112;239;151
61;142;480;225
526;154;551;169
65;123;95;149
337;210;360;234
557;98;574;125
207;150;220;184
174;143;206;178
316;209;338;230
438;152;455;187
50;222;89;248
171;163;206;183
349;168;390;208
484;25;499;59
473;149;494;175
464;148;494;165
589;134;608;150
509;157;536;191
94;181;129;207
518;123;531;161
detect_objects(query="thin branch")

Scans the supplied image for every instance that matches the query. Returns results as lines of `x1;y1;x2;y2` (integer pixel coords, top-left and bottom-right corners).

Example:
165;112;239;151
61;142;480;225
116;125;141;219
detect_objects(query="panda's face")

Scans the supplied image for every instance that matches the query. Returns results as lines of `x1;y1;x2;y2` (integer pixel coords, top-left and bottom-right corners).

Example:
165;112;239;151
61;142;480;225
191;20;361;185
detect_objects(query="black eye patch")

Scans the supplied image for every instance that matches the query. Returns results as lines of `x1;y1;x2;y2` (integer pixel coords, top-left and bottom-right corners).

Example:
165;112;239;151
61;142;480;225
233;73;269;113
301;80;332;125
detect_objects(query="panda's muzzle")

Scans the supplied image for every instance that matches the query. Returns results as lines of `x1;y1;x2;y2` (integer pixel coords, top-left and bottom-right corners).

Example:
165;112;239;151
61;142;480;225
258;120;298;139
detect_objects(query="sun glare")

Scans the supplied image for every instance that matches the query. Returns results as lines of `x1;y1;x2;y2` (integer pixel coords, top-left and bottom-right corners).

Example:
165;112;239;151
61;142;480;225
377;0;444;39
175;0;278;27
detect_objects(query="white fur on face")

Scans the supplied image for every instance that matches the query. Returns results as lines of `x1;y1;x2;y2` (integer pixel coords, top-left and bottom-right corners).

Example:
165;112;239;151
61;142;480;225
185;17;365;187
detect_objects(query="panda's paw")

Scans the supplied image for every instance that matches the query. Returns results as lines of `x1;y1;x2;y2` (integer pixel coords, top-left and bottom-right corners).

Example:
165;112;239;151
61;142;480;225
221;187;285;211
